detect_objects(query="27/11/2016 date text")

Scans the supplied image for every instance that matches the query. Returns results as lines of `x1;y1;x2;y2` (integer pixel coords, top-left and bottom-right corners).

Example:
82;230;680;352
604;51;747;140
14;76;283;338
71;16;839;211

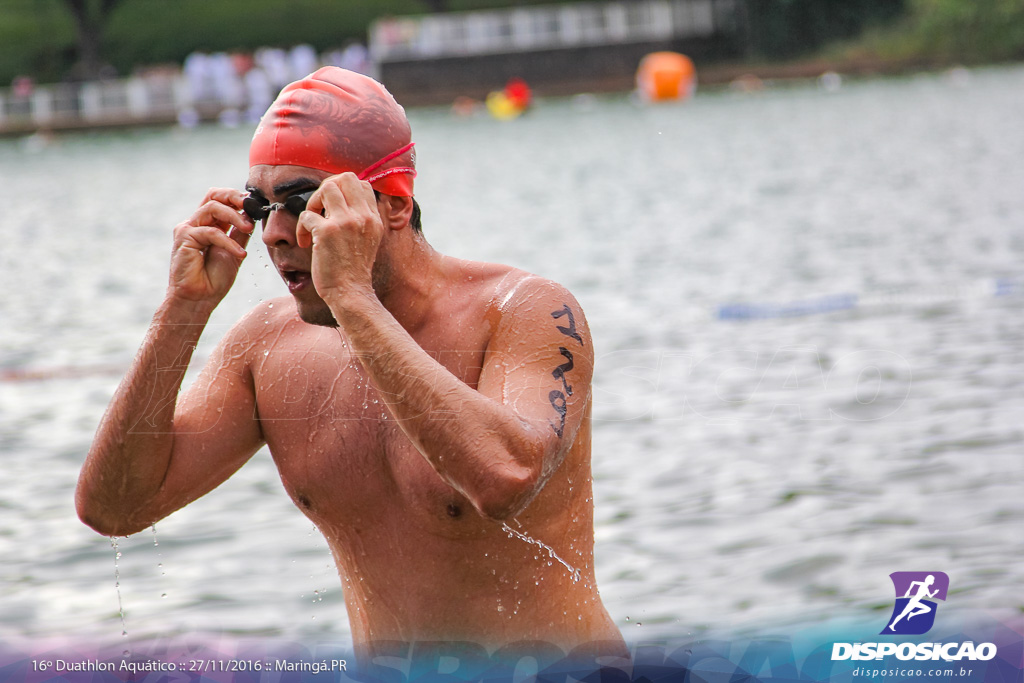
190;659;348;673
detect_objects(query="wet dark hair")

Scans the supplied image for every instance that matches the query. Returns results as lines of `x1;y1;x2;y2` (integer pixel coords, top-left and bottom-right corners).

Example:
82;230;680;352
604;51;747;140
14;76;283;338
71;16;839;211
410;198;422;233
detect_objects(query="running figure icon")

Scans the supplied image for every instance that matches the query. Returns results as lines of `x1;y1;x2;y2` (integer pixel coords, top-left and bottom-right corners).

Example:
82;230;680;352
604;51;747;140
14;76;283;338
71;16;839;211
888;575;938;630
881;571;949;635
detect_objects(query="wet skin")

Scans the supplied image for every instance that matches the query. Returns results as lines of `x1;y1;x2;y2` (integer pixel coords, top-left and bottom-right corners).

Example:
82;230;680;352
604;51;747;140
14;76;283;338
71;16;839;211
76;166;625;656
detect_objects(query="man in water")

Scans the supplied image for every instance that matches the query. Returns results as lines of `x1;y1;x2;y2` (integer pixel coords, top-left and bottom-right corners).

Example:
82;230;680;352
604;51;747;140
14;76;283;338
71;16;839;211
76;68;624;658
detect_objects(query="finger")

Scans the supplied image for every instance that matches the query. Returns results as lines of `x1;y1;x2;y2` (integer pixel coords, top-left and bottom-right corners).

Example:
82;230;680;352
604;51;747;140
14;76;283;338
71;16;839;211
340;172;378;207
201;187;249;211
307;175;350;217
295;210;328;250
191;201;255;235
227;225;252;251
185;226;248;259
335;172;377;213
309;172;375;218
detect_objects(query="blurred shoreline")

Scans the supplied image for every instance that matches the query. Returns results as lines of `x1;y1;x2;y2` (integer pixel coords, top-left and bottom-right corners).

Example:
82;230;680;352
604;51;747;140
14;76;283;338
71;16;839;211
0;52;1007;139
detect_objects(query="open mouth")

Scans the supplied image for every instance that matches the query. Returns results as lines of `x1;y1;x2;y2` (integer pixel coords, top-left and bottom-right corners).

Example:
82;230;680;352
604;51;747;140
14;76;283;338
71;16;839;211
280;268;313;293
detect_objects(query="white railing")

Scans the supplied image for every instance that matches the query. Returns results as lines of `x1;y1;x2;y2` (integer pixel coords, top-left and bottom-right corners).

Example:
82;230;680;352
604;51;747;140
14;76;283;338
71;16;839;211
370;0;734;62
0;75;191;132
0;45;347;133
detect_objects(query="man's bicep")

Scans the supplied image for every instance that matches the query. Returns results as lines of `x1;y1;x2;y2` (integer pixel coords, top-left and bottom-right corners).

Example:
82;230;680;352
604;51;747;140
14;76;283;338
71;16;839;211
154;328;264;511
479;289;594;456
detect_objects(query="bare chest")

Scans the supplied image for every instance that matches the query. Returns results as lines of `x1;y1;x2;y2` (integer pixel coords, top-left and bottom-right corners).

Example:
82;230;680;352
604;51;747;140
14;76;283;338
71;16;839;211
250;333;486;529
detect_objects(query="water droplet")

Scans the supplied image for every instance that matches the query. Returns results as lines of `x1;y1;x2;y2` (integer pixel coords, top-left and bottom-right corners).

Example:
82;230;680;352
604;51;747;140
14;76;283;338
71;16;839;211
110;538;128;639
500;522;581;582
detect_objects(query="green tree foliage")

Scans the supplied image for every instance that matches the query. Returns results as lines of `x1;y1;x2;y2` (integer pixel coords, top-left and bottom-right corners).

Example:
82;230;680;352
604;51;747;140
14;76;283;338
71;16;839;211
2;0;1022;85
0;0;427;83
101;0;422;71
0;0;585;84
743;0;908;58
63;0;124;78
0;0;76;84
905;0;1024;62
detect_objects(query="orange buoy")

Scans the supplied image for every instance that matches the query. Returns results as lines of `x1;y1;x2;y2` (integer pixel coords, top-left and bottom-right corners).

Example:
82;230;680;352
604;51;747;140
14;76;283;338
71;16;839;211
636;52;696;102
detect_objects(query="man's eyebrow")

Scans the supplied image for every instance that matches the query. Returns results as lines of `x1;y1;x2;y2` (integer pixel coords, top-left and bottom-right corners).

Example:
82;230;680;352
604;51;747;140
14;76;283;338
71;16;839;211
272;177;321;197
245;177;320;200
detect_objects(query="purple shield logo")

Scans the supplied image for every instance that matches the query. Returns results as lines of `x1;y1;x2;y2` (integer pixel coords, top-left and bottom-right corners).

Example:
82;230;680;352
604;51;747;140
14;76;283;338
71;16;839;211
881;571;949;635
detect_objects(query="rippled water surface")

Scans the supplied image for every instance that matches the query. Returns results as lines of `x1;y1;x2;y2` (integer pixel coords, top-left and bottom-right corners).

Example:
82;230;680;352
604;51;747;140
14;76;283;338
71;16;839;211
1;66;1022;648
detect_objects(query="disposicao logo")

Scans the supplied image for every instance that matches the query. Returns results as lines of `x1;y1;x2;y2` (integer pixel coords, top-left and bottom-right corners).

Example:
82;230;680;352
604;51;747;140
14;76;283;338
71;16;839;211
831;572;998;663
881;571;949;635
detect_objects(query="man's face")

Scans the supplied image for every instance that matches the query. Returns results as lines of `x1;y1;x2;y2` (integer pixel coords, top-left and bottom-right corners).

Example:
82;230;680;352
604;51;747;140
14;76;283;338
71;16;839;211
245;164;394;327
245;164;339;327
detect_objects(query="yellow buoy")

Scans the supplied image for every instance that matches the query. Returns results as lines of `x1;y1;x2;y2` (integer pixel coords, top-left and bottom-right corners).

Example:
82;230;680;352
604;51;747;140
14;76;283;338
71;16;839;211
486;90;522;120
485;78;533;120
636;52;697;102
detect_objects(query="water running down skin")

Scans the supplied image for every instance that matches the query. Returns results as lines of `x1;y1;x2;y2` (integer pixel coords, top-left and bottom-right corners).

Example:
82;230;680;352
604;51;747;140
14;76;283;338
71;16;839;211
502;522;582;583
75;68;624;661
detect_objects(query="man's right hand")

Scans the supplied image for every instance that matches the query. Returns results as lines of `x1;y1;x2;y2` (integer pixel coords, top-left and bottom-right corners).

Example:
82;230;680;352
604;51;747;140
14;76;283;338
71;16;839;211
168;188;254;304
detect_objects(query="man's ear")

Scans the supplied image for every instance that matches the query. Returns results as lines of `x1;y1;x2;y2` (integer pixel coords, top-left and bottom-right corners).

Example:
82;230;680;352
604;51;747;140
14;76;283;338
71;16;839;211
377;194;414;231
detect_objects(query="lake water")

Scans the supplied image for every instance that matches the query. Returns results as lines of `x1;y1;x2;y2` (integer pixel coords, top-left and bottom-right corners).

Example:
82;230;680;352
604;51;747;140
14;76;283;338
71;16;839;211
1;65;1022;654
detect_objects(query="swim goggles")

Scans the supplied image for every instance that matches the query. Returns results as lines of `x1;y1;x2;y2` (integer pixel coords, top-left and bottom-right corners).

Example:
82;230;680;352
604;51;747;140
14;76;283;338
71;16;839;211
242;190;315;224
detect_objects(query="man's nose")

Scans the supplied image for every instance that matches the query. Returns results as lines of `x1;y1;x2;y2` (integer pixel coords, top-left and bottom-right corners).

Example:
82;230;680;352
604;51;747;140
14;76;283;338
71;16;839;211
260;209;297;248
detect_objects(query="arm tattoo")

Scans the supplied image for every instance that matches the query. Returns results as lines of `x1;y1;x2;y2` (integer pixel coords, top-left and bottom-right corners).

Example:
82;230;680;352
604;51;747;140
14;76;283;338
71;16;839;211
551;304;583;346
547;304;583;437
552;347;574;396
548;391;568;438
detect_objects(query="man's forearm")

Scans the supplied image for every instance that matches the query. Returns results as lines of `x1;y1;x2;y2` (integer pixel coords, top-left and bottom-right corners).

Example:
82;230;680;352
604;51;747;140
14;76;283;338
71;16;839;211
76;297;214;535
328;290;542;519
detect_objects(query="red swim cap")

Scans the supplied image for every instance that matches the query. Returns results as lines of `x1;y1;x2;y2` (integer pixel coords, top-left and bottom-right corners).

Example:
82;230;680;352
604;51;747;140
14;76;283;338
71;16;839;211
249;67;416;197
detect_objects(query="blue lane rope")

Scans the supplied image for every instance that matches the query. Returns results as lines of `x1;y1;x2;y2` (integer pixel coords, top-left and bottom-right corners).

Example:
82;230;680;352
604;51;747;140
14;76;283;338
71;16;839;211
716;278;1021;321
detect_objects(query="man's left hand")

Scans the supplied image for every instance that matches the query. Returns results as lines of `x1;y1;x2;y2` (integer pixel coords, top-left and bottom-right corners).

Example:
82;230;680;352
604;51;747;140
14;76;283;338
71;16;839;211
297;172;383;299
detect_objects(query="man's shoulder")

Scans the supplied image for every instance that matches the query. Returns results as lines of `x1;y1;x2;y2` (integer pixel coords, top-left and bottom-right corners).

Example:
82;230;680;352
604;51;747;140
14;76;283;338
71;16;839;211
224;296;303;346
462;262;591;355
462;261;582;316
